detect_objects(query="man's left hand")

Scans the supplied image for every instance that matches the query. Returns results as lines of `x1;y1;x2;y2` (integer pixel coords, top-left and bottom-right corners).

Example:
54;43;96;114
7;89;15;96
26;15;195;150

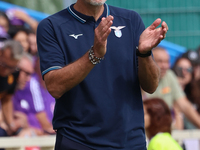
138;18;168;54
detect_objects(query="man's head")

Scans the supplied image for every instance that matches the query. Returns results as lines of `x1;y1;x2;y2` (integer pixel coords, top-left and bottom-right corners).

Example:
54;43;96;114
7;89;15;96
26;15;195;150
0;40;23;77
84;0;107;6
17;52;34;90
152;47;170;79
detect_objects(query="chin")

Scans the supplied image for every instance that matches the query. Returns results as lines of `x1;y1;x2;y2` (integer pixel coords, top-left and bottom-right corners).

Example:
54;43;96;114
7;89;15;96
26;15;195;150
19;84;26;90
89;0;106;6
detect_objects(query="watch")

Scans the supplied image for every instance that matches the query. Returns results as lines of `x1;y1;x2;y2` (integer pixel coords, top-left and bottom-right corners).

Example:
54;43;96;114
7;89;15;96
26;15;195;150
136;46;152;57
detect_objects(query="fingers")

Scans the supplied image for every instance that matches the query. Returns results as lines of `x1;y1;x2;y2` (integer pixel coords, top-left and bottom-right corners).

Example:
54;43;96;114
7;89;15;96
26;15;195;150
161;21;168;39
148;18;161;30
93;15;114;57
97;15;114;41
162;21;168;31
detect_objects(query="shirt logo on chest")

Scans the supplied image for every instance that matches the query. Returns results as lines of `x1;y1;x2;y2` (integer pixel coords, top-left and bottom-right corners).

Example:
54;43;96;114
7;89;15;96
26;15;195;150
161;87;171;94
110;26;126;38
69;34;83;39
20;99;29;110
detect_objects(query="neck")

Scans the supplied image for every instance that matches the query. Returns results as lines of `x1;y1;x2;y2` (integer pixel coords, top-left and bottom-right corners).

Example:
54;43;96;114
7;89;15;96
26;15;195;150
74;1;105;21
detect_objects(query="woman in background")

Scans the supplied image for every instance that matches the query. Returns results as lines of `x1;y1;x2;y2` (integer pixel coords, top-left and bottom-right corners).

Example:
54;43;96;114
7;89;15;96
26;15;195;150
143;98;183;150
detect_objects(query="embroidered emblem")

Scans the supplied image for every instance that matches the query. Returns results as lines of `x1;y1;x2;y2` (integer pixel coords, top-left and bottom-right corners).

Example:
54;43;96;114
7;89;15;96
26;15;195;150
110;26;126;38
69;34;83;39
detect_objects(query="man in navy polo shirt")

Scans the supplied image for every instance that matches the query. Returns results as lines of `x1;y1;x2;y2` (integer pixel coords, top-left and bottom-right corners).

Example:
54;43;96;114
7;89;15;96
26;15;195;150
37;0;168;149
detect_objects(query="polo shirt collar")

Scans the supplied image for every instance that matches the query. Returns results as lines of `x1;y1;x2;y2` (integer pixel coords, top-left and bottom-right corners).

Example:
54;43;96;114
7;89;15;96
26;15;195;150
67;3;110;23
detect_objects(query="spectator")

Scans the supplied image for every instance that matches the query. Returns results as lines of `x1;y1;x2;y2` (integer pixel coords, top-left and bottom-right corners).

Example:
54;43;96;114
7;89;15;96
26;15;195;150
172;56;193;90
143;46;200;130
9;27;30;52
172;53;199;129
13;56;55;135
0;26;10;48
0;52;43;137
182;50;200;81
28;32;38;57
0;40;24;136
143;98;183;150
0;11;10;33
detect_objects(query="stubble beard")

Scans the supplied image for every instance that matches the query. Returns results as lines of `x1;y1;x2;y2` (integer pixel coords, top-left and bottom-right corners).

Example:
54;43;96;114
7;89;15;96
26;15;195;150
89;0;107;6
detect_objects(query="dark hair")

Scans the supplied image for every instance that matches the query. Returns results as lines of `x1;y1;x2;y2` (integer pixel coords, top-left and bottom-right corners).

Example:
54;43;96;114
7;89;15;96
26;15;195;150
0;11;10;27
185;79;200;113
8;26;30;39
172;56;194;78
143;98;172;139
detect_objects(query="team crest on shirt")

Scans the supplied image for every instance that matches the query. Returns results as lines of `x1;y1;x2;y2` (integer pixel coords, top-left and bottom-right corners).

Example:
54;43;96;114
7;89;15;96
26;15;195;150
110;26;126;38
7;74;14;85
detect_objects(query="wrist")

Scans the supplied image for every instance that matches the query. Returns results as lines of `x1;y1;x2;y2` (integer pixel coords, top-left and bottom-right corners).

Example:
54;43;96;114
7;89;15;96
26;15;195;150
136;46;152;57
88;46;104;65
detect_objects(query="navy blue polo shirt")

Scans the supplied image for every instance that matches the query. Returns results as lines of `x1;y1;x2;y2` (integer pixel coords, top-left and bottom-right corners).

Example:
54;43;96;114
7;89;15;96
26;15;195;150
37;3;146;150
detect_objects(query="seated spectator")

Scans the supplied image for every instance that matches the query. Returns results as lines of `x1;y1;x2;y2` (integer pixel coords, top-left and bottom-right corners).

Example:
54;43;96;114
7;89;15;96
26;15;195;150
0;40;24;136
9;27;30;52
0;26;10;48
28;31;38;57
143;98;183;150
182;50;200;81
172;56;193;90
13;56;55;135
0;11;10;33
143;46;200;130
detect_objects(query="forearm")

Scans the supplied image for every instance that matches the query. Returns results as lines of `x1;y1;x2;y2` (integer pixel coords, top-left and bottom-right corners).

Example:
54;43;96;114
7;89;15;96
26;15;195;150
172;104;184;130
1;95;15;131
181;101;200;128
26;18;38;33
138;56;160;93
176;97;200;128
44;51;95;99
36;111;54;133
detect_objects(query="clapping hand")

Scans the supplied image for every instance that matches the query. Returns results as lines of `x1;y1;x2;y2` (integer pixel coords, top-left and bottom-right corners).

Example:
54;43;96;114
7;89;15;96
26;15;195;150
138;18;168;54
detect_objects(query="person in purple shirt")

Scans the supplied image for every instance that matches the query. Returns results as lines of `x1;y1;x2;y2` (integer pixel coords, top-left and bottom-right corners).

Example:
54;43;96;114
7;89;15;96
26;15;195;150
13;72;55;135
13;74;44;129
11;53;54;136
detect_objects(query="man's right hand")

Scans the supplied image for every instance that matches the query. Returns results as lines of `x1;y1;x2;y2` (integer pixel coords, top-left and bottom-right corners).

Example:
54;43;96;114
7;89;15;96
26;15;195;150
93;15;114;58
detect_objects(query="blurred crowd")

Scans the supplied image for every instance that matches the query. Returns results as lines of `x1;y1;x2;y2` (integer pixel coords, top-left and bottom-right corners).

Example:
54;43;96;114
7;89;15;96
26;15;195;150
142;46;200;149
0;9;55;139
0;6;200;150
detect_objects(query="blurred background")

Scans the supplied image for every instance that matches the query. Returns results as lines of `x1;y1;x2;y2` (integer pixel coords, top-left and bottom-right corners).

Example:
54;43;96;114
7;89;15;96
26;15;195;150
0;0;200;150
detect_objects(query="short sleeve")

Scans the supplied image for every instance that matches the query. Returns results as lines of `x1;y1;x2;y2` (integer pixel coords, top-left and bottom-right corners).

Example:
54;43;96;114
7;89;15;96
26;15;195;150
37;18;65;77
